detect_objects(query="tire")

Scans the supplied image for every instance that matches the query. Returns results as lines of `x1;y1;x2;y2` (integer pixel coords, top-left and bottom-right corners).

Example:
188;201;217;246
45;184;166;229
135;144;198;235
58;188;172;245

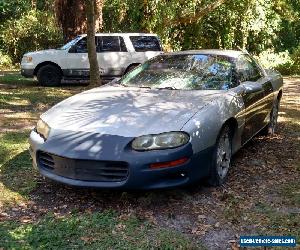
260;99;280;136
208;125;232;186
37;65;62;86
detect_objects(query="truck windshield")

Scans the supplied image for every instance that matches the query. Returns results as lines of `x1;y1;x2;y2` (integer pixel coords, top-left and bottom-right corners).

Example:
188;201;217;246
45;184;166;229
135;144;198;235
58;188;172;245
58;36;82;50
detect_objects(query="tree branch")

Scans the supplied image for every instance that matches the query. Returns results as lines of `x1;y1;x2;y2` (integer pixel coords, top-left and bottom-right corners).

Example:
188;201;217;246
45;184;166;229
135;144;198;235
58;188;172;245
168;0;228;26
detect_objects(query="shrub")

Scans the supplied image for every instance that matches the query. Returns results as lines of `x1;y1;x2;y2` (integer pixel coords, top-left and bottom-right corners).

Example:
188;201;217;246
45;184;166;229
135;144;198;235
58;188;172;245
255;49;299;75
275;46;300;75
0;51;13;70
291;45;300;75
0;10;63;64
0;0;31;23
255;50;293;69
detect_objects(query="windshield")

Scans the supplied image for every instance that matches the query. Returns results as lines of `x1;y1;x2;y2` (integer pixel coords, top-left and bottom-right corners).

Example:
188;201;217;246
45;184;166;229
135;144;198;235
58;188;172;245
120;54;236;90
58;36;82;50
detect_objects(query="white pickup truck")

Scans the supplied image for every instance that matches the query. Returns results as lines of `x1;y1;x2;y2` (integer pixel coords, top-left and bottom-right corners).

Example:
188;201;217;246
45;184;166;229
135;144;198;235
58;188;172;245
21;33;163;86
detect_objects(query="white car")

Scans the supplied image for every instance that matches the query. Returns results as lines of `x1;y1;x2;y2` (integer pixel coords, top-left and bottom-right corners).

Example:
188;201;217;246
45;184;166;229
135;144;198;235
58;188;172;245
21;33;163;86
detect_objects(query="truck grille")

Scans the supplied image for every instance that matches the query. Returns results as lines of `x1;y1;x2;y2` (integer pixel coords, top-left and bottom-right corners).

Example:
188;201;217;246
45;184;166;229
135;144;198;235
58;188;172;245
37;151;129;182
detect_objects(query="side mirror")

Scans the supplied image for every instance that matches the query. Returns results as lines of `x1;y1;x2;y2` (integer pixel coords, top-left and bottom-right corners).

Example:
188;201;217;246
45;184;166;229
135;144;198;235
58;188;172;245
242;82;263;94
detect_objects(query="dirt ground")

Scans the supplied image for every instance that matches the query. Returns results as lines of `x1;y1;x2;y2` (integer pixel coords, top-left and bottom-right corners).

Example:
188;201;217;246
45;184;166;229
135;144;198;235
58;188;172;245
0;75;299;249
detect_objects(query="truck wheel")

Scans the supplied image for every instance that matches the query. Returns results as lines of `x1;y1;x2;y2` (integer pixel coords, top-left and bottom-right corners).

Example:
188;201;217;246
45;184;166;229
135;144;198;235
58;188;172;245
37;65;62;86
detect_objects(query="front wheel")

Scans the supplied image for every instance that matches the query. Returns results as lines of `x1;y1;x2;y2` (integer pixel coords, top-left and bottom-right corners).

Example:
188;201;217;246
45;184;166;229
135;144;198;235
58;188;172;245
37;65;62;86
208;125;232;186
261;99;280;136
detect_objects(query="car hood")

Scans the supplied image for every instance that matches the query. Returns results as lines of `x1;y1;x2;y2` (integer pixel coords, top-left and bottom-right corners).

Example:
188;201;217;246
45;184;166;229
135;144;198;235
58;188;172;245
25;49;63;57
41;85;223;137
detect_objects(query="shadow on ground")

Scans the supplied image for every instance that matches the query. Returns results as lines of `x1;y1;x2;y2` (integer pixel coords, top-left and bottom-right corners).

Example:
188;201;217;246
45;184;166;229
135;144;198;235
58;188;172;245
0;71;110;89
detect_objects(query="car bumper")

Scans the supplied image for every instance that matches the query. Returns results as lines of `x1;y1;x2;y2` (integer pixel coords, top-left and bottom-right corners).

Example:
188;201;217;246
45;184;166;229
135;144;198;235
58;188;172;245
21;68;34;78
29;129;214;190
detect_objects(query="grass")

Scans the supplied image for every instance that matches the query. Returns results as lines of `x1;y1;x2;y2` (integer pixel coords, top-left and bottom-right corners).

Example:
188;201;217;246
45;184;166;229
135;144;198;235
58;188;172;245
279;181;300;206
0;131;35;207
0;211;201;249
0;73;87;208
0;71;36;86
252;202;299;244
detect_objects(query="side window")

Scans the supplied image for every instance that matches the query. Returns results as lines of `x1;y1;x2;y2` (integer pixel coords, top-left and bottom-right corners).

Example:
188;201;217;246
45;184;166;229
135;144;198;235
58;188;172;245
71;36;128;53
96;36;127;52
237;55;262;82
73;36;128;53
74;37;87;53
102;36;120;52
130;36;162;52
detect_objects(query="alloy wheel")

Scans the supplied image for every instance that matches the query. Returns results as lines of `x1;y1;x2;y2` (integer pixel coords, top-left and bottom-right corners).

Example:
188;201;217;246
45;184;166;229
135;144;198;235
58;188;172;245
216;131;232;180
269;101;279;134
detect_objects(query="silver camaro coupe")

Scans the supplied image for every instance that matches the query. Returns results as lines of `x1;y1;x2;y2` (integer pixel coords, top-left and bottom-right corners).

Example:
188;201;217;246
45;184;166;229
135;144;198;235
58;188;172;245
29;50;283;189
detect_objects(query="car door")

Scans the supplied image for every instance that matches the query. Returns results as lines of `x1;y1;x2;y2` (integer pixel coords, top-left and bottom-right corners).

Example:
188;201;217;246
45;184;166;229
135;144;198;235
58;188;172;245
62;37;90;78
251;57;274;128
237;54;272;143
96;36;130;76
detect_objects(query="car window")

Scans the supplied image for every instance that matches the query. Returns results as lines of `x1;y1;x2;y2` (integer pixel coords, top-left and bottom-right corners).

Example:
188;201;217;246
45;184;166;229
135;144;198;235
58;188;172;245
101;36;121;52
237;55;262;82
74;37;88;53
120;54;236;90
95;36;128;52
73;36;128;53
130;36;162;52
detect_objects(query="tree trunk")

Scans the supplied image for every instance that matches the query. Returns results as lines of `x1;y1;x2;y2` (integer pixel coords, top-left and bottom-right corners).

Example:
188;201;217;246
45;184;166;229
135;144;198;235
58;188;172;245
54;0;86;42
86;0;101;86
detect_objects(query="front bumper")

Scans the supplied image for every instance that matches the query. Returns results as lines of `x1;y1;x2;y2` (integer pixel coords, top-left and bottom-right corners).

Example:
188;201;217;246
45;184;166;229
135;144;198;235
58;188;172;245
21;68;34;78
29;129;214;189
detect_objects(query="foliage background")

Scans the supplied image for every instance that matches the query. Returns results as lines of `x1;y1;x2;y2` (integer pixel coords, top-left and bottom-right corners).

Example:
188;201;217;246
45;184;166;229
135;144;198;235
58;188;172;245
0;0;299;74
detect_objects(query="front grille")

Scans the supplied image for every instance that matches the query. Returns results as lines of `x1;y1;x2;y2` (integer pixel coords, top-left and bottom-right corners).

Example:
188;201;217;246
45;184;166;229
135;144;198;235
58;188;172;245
39;152;55;170
37;151;129;182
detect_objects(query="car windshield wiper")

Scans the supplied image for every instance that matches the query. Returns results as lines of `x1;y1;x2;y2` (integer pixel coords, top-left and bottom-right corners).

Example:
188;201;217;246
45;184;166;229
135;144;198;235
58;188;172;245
138;86;152;89
118;84;151;89
157;86;178;90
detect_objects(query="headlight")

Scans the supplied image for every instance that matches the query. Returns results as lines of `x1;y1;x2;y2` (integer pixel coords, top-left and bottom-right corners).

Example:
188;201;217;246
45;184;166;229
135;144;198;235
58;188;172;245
36;119;50;140
132;132;189;151
23;56;32;63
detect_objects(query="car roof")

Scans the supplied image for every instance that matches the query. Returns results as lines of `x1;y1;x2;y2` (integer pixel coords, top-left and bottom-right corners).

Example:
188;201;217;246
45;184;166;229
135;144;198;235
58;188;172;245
165;49;246;58
80;33;158;37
